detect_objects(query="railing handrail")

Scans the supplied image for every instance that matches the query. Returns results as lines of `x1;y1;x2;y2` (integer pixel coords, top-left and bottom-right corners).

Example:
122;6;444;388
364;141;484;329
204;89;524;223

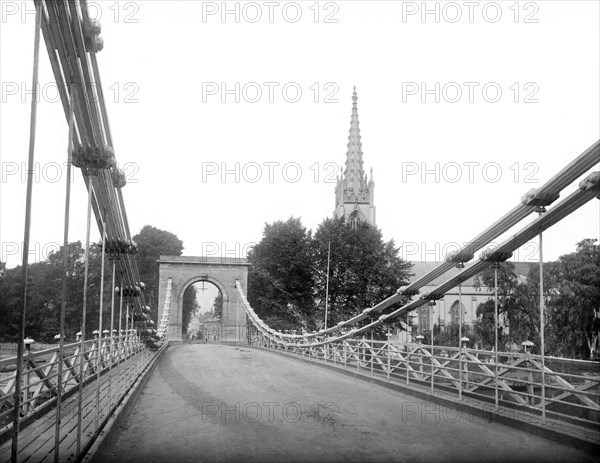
0;335;144;367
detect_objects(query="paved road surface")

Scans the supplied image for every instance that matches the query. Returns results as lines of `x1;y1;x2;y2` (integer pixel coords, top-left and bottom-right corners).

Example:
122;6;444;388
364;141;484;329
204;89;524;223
93;344;595;462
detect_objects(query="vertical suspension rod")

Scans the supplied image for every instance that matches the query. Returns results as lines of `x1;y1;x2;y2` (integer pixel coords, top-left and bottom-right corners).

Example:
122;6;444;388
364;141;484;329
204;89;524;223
53;87;75;463
494;263;499;411
12;3;42;460
95;209;107;431
76;174;93;458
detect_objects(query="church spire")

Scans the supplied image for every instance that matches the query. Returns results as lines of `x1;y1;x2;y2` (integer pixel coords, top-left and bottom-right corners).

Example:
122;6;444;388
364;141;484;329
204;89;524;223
334;88;376;227
344;86;365;194
342;87;370;204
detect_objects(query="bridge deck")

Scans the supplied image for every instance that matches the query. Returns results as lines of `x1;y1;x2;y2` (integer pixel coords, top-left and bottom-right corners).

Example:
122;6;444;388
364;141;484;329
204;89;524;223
92;344;595;462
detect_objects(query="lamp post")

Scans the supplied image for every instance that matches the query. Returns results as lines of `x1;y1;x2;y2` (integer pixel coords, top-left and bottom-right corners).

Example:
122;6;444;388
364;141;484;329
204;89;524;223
24;337;35;351
460;336;469;396
23;337;35;415
522;340;535;405
416;333;425;377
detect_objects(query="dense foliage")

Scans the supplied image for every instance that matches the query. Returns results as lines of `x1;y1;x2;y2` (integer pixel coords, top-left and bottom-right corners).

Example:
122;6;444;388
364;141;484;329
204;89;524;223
247;218;316;331
247;216;412;333
472;239;600;359
313;217;412;328
181;285;200;336
0;226;184;343
1;242;112;342
212;291;223;318
132;225;184;322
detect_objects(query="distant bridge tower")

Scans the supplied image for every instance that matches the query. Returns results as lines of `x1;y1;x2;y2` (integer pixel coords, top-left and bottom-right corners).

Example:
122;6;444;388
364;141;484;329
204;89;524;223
334;87;376;228
157;256;250;342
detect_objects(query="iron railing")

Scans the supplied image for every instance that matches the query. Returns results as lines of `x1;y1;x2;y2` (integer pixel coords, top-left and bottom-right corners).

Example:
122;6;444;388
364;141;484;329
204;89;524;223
0;332;154;451
250;334;600;427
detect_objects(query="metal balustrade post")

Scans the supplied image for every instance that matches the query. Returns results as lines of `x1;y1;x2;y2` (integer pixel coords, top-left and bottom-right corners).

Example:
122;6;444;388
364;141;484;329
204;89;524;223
118;285;123;397
463;339;470;391
125;303;130;355
416;334;424;377
406;311;410;386
460;336;469;398
95;214;107;432
25;346;32;415
524;343;535;405
370;329;374;376
430;301;435;394
457;277;463;401
125;305;130;388
344;341;347;366
333;343;337;366
108;260;116;417
386;328;391;381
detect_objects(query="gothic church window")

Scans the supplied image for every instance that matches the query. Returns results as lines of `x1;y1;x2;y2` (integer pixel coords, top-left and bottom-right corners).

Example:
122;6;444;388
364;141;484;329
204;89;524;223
450;300;465;325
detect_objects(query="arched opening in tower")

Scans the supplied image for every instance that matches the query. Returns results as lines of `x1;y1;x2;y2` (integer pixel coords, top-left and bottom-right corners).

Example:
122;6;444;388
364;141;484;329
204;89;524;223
181;281;223;341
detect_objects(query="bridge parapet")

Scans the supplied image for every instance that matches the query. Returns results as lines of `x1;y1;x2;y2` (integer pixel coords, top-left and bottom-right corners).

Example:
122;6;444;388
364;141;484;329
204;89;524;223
248;335;600;433
0;335;162;461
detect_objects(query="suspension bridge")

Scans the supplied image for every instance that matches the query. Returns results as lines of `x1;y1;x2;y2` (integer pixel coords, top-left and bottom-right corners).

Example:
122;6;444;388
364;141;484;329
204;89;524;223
2;1;600;462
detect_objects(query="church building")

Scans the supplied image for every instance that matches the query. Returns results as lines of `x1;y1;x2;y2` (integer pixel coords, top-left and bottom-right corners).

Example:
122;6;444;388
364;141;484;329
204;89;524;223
334;88;376;228
332;88;530;345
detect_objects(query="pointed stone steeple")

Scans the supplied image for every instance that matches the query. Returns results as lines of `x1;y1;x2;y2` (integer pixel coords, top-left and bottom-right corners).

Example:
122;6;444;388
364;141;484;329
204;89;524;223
334;88;376;227
344;87;366;198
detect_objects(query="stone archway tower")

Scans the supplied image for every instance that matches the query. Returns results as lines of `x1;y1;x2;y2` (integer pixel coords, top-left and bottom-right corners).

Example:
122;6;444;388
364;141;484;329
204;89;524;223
157;256;251;342
334;87;376;227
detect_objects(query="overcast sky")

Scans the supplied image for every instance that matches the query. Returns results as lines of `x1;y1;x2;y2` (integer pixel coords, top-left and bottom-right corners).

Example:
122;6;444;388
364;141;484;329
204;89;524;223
1;1;599;271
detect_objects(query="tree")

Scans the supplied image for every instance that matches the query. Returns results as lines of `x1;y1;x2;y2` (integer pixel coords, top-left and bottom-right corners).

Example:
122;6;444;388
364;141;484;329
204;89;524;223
434;323;477;348
246;216;412;334
212;292;223;319
0;263;23;341
474;262;539;351
181;285;199;338
544;239;600;359
132;225;184;322
0;225;185;344
472;239;600;359
312;217;412;331
247;217;316;331
0;242;114;343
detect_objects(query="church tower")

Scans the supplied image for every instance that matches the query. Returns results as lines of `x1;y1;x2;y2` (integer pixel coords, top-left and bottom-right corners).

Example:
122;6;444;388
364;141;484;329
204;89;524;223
334;88;376;228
